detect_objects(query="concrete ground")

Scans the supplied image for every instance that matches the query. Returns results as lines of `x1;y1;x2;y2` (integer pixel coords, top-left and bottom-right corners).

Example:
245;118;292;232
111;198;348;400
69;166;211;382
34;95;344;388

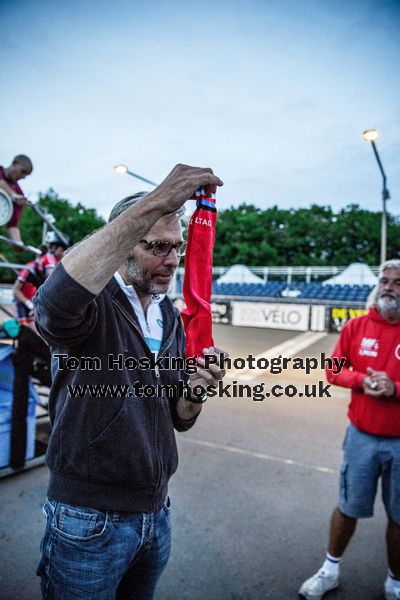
0;325;388;599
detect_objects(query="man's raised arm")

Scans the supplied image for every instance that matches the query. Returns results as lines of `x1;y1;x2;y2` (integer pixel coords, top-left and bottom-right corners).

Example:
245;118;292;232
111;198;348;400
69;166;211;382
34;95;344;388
62;164;223;295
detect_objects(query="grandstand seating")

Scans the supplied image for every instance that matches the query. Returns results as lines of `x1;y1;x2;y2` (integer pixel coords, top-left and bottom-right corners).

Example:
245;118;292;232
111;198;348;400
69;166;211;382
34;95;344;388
174;280;373;303
212;282;284;297
298;283;372;302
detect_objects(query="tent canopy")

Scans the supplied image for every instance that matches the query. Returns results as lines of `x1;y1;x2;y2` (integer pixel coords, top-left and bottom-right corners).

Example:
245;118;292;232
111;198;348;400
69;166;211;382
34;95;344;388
216;265;265;284
322;263;378;286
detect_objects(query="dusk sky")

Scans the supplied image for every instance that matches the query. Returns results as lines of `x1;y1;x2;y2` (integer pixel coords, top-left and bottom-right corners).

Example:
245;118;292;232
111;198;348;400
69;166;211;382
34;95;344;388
1;0;399;220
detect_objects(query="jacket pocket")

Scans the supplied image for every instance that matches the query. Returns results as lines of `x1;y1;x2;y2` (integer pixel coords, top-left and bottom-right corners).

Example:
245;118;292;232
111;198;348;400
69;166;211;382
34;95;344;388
157;398;179;482
89;398;157;488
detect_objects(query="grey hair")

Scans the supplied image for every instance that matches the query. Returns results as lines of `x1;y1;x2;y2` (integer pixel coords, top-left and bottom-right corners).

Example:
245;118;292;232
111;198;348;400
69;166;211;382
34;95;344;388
366;287;377;309
108;191;186;225
366;259;400;308
379;259;400;276
108;192;149;222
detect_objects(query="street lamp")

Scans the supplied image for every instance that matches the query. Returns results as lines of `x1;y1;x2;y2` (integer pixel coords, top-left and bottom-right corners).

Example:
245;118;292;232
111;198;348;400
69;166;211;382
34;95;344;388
114;164;128;174
362;129;390;263
113;164;157;187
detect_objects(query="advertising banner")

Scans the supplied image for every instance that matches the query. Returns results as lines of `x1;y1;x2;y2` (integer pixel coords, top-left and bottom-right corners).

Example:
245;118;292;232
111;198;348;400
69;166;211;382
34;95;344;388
174;298;232;325
310;305;327;332
329;307;368;332
231;302;310;331
211;301;231;324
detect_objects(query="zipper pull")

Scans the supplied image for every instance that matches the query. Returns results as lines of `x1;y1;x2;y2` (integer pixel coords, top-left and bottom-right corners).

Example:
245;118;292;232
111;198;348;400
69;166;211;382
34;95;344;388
155;364;160;378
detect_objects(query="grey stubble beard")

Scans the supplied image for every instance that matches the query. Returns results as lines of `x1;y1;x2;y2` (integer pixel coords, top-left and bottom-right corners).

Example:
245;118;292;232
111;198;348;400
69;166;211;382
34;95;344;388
124;254;166;295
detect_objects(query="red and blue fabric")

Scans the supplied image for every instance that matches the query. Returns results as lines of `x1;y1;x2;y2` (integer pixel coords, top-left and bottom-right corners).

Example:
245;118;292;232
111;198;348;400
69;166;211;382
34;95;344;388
181;187;217;359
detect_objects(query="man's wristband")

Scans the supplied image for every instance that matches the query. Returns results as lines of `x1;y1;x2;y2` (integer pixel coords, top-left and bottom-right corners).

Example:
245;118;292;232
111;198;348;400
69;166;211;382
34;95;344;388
184;387;208;404
25;300;34;310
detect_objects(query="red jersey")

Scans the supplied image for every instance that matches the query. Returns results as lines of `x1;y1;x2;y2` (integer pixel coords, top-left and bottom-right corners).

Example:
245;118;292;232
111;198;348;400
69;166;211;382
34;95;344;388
17;259;44;301
0;165;24;227
326;307;400;436
41;252;59;272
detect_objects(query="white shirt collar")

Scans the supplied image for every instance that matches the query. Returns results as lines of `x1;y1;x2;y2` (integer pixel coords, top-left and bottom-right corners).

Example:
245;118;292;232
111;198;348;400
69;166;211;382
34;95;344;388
114;271;164;305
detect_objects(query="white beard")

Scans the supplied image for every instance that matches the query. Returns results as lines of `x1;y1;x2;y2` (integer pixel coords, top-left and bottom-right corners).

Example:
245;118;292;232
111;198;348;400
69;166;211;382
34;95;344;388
376;294;400;320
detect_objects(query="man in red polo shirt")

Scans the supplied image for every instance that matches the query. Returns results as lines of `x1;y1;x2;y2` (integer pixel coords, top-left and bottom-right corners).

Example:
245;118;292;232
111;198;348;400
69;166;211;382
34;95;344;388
0;154;33;242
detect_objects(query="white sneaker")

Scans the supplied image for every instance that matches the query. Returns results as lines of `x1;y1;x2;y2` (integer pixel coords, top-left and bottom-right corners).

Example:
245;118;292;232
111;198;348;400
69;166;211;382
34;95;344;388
385;577;400;600
299;568;339;600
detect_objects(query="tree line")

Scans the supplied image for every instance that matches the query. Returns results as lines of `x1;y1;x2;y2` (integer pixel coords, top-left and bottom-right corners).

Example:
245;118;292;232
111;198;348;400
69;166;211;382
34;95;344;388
1;192;398;283
0;190;104;281
213;203;399;266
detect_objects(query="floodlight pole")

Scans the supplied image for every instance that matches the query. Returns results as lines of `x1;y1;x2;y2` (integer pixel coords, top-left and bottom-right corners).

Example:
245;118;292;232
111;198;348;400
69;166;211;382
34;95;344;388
368;140;390;263
125;170;157;186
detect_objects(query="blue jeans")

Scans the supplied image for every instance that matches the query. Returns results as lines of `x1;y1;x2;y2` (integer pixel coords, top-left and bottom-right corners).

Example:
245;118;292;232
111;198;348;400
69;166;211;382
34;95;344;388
37;497;171;600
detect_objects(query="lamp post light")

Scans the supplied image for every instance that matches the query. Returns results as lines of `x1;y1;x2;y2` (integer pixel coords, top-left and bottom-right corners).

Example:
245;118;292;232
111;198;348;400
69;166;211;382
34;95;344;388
113;164;157;187
362;129;390;264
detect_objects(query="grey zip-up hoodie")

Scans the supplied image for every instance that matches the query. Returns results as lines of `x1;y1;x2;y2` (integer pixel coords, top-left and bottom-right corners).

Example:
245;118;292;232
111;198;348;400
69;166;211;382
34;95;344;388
34;263;197;512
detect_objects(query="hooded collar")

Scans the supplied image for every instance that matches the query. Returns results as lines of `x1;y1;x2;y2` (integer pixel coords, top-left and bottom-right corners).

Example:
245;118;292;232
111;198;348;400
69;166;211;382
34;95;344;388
369;306;400;327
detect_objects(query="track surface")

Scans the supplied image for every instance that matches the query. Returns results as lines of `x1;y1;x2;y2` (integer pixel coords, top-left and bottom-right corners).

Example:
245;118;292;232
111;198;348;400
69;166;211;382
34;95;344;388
0;325;388;599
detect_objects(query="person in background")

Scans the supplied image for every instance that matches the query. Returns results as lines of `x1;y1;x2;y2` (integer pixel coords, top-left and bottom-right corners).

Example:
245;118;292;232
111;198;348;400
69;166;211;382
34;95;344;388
13;245;47;333
42;231;69;276
299;259;400;600
13;234;68;332
0;155;33;242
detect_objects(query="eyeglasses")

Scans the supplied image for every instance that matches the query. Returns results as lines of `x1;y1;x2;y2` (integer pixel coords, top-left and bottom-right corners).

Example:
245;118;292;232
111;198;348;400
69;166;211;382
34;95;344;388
139;239;187;257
